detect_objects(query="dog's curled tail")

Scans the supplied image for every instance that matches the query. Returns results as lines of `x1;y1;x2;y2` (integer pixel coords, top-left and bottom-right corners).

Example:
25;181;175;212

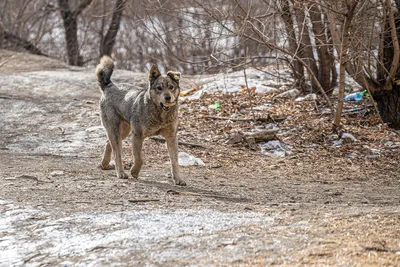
96;56;114;89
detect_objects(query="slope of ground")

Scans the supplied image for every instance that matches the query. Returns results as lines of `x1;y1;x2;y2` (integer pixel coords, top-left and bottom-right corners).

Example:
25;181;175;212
0;50;399;266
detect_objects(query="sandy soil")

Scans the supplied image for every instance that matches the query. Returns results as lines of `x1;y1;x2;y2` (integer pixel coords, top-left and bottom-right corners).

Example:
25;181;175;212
0;50;399;266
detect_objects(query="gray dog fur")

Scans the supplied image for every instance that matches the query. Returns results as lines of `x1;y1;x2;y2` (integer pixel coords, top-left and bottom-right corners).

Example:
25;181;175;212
95;56;186;186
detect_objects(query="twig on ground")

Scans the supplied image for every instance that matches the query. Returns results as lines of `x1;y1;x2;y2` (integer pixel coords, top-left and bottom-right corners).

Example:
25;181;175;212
75;201;92;204
204;115;287;123
362;246;400;253
150;136;207;148
88;246;115;252
0;55;15;68
319;105;374;116
167;189;228;199
24;253;42;263
128;199;160;203
243;129;279;144
106;202;124;206
17;175;39;182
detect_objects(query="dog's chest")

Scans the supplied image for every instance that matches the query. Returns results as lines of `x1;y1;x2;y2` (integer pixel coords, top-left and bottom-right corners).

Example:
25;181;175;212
142;111;177;137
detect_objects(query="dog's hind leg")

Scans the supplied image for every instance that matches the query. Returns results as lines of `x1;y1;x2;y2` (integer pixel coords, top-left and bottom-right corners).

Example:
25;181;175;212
110;135;128;179
99;140;113;170
99;123;130;170
103;120;128;179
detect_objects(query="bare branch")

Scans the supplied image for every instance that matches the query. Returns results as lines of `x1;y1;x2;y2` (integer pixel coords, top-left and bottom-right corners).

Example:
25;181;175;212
325;5;373;91
3;30;47;56
73;0;93;18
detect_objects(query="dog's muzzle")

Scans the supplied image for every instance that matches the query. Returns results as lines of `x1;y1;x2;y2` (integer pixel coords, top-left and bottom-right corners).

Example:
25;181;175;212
160;101;177;111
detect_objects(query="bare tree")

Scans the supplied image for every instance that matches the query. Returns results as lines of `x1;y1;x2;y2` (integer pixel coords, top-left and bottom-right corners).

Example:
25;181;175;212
375;0;400;128
293;1;320;91
281;0;305;87
325;0;400;129
58;0;93;66
308;4;335;92
278;0;337;94
332;1;359;129
0;0;55;56
2;0;400;129
99;0;127;57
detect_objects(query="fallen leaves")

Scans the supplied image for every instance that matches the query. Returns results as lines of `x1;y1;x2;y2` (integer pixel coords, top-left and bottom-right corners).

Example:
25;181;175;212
178;87;400;163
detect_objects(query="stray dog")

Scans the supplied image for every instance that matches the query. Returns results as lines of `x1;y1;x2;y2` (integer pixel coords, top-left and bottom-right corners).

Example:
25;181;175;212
95;56;186;186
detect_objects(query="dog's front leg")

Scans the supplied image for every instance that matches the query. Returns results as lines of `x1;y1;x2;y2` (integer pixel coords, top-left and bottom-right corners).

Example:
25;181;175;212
163;130;186;186
130;132;144;179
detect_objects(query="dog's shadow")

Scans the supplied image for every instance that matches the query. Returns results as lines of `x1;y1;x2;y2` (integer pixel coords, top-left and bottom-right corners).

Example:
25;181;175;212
139;179;251;203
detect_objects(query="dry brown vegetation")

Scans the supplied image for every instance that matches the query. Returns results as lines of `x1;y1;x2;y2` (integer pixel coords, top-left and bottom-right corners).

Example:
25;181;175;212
1;0;400;264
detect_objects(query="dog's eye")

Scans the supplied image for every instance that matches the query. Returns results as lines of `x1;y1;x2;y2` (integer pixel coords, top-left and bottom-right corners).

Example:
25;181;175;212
168;85;174;90
156;86;163;92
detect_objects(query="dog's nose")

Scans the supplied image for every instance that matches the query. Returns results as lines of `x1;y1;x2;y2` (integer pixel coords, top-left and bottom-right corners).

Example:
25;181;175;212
165;95;172;102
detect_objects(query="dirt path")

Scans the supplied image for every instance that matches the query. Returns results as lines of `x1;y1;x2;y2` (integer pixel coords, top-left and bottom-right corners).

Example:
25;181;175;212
0;51;399;266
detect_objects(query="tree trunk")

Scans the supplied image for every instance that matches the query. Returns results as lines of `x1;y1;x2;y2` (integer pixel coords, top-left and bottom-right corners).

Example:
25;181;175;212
374;85;400;129
373;0;400;129
326;6;367;89
58;0;92;66
328;34;338;88
325;14;338;88
100;0;126;56
382;0;400;85
309;5;332;94
294;4;319;93
280;0;304;87
58;0;82;66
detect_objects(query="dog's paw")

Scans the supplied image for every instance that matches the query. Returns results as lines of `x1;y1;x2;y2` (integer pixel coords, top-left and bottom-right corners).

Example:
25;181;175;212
175;179;187;186
98;163;115;170
118;172;129;179
130;170;140;179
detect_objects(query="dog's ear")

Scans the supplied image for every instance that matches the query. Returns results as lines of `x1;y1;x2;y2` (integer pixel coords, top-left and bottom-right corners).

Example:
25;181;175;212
149;64;161;84
167;71;181;84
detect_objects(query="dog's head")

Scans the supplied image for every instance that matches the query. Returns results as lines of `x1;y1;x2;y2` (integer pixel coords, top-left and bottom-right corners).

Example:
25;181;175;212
148;64;181;112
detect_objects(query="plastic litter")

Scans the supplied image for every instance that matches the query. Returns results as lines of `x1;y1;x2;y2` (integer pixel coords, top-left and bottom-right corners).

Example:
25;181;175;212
341;133;357;141
295;93;317;102
259;140;292;157
181;89;204;100
253;103;272;111
178;152;205;166
362;89;370;97
208;101;221;111
344;92;363;101
274;89;300;99
255;85;279;93
123;159;132;169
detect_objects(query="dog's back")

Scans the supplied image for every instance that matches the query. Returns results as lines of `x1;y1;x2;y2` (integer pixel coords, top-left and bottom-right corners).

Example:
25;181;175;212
96;56;145;123
95;56;179;134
